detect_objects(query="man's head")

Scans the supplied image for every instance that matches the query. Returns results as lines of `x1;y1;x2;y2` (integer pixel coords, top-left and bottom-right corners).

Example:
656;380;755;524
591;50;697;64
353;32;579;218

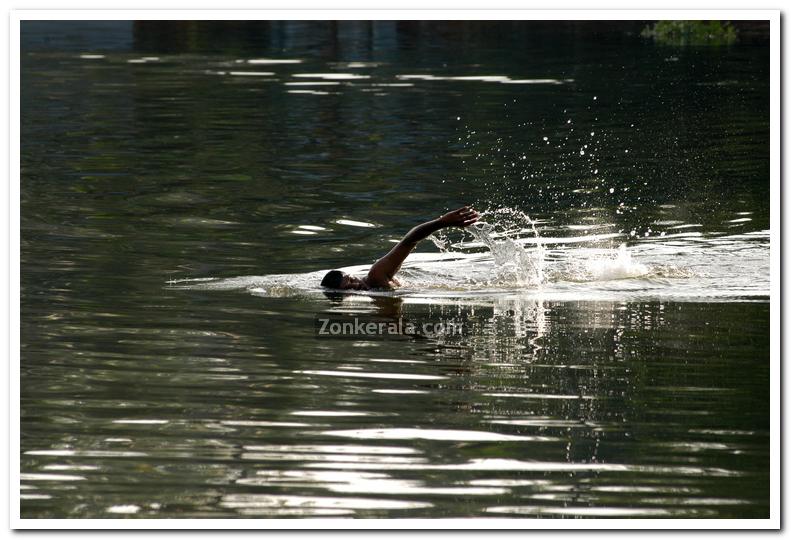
321;270;367;290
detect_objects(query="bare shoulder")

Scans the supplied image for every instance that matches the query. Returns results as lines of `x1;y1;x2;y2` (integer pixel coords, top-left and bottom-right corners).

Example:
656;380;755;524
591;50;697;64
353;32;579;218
365;266;391;289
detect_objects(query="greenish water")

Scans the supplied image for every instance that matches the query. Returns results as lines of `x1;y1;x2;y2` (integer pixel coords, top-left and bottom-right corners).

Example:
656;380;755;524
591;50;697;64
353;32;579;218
20;21;770;519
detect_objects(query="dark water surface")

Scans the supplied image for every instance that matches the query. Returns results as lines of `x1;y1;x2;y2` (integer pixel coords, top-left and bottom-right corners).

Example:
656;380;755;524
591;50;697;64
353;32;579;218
20;21;770;519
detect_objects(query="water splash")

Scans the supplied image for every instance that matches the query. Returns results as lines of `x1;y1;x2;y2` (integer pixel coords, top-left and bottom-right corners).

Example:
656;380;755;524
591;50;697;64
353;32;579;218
167;211;767;302
465;207;545;288
560;244;649;282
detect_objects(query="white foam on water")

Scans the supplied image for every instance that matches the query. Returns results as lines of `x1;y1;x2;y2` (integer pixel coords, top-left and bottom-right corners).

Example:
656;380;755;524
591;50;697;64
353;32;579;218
168;208;768;302
558;244;650;282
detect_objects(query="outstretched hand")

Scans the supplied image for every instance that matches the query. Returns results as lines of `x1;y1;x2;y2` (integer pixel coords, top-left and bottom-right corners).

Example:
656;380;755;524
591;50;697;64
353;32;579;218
438;206;480;228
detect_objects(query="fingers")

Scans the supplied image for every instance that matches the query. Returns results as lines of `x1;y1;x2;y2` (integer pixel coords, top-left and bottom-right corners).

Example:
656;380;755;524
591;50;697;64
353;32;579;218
457;209;480;227
444;206;479;227
459;216;479;227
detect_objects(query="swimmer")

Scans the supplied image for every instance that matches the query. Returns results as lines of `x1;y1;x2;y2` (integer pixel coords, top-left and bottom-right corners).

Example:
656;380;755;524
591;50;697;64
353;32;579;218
321;206;480;291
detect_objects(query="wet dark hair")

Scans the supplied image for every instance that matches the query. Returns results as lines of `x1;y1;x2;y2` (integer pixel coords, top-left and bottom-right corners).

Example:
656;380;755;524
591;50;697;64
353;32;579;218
321;270;345;288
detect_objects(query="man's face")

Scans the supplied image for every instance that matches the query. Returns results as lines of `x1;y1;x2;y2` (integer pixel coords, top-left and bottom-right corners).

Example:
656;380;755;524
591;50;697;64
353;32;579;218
340;274;367;290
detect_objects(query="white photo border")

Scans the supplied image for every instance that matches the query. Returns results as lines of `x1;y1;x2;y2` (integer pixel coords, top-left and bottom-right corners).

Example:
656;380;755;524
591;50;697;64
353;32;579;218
8;8;781;531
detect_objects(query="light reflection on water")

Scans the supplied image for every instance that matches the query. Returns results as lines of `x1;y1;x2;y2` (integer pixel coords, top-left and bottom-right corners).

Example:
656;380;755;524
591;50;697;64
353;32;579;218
21;21;769;519
21;294;769;518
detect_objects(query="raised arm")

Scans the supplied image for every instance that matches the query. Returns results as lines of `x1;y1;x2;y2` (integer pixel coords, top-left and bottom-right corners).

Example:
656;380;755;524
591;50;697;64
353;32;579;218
366;206;479;288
